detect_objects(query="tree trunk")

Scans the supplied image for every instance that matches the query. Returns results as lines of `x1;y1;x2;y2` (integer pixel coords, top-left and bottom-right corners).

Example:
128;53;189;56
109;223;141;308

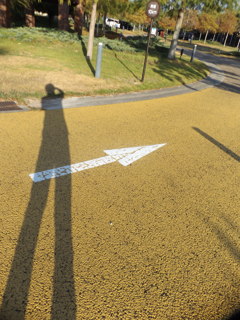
103;11;107;35
48;12;55;27
212;33;216;42
74;1;84;35
204;30;209;43
198;32;202;41
58;0;69;31
223;32;229;46
87;0;97;60
25;7;35;27
168;8;184;60
0;0;10;27
237;38;240;51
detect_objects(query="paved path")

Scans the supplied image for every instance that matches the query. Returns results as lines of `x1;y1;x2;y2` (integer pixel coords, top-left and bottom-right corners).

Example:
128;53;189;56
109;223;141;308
0;54;240;320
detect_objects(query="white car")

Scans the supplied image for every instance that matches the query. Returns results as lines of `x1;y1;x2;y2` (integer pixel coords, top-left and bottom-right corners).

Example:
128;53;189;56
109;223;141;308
105;18;120;29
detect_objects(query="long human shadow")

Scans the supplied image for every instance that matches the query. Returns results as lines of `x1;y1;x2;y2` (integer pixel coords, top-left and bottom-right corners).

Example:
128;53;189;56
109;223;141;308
0;84;76;320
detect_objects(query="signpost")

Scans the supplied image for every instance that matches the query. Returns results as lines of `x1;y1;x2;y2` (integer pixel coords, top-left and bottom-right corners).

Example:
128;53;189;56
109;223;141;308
141;0;160;82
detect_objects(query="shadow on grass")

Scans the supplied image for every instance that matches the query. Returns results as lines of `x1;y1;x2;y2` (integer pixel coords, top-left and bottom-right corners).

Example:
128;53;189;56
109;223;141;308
111;38;204;87
79;36;95;76
105;44;140;81
152;55;208;87
0;48;9;55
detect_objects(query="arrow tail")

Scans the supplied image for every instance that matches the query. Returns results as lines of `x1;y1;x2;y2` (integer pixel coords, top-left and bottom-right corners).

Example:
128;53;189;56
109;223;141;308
29;155;120;183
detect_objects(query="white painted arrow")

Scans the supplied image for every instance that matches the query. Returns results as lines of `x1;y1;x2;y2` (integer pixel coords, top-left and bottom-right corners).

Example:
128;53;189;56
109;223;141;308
29;144;166;183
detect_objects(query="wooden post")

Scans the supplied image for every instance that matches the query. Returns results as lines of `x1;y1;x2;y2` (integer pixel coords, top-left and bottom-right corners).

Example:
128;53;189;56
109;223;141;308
141;18;153;82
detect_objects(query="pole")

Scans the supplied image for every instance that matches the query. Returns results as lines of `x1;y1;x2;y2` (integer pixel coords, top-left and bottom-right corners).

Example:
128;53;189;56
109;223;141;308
95;42;103;78
141;18;153;82
190;44;197;62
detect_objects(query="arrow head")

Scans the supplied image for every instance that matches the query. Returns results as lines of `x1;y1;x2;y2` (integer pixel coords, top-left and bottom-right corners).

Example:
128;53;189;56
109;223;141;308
104;144;166;166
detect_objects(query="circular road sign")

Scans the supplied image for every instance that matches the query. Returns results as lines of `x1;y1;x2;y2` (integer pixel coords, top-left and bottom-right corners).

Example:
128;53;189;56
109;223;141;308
146;0;160;19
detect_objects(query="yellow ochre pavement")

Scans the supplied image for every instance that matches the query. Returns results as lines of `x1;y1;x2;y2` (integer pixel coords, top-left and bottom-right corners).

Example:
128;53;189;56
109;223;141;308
0;83;240;320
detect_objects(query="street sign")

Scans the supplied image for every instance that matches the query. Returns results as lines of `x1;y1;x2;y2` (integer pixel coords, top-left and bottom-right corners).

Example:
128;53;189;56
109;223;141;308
142;1;160;82
146;1;160;19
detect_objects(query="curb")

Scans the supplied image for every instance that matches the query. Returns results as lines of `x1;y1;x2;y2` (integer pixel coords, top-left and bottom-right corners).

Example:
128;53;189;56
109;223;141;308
3;50;225;112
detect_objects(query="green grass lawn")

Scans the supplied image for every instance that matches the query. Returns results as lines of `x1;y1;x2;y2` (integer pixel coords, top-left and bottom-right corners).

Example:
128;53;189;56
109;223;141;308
0;27;209;103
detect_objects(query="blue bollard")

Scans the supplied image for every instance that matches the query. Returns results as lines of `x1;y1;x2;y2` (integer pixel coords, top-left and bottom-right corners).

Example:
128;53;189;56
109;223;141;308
95;42;103;78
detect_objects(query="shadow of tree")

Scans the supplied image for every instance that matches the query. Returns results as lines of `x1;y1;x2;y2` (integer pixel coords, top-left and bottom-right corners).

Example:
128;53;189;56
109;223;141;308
152;56;208;87
192;127;240;263
105;44;140;81
112;38;208;86
124;37;239;94
0;48;9;55
78;36;95;76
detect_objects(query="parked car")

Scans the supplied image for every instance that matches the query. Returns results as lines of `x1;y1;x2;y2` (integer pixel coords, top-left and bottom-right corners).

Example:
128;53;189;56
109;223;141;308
105;18;120;29
119;20;133;31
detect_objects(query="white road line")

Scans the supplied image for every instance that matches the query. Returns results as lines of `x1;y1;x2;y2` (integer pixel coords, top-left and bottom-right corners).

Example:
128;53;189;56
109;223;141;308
29;144;166;183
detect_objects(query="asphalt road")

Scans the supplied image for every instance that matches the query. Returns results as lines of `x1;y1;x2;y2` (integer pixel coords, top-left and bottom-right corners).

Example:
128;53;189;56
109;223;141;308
0;55;240;320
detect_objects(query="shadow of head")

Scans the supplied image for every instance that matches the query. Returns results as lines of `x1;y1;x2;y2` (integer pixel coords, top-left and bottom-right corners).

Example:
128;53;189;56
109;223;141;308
45;83;64;98
41;84;65;110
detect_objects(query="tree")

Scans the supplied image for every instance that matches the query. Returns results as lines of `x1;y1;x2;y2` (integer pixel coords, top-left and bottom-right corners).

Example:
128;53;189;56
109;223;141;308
125;0;149;26
198;12;217;43
25;0;35;27
0;0;11;27
218;10;238;46
168;7;184;59
158;14;176;32
58;0;69;30
167;0;238;59
86;0;130;60
74;0;86;35
182;9;199;32
87;0;98;60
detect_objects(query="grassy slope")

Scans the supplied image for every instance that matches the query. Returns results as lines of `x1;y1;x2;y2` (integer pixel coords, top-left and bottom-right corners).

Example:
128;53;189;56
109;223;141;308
0;28;209;103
